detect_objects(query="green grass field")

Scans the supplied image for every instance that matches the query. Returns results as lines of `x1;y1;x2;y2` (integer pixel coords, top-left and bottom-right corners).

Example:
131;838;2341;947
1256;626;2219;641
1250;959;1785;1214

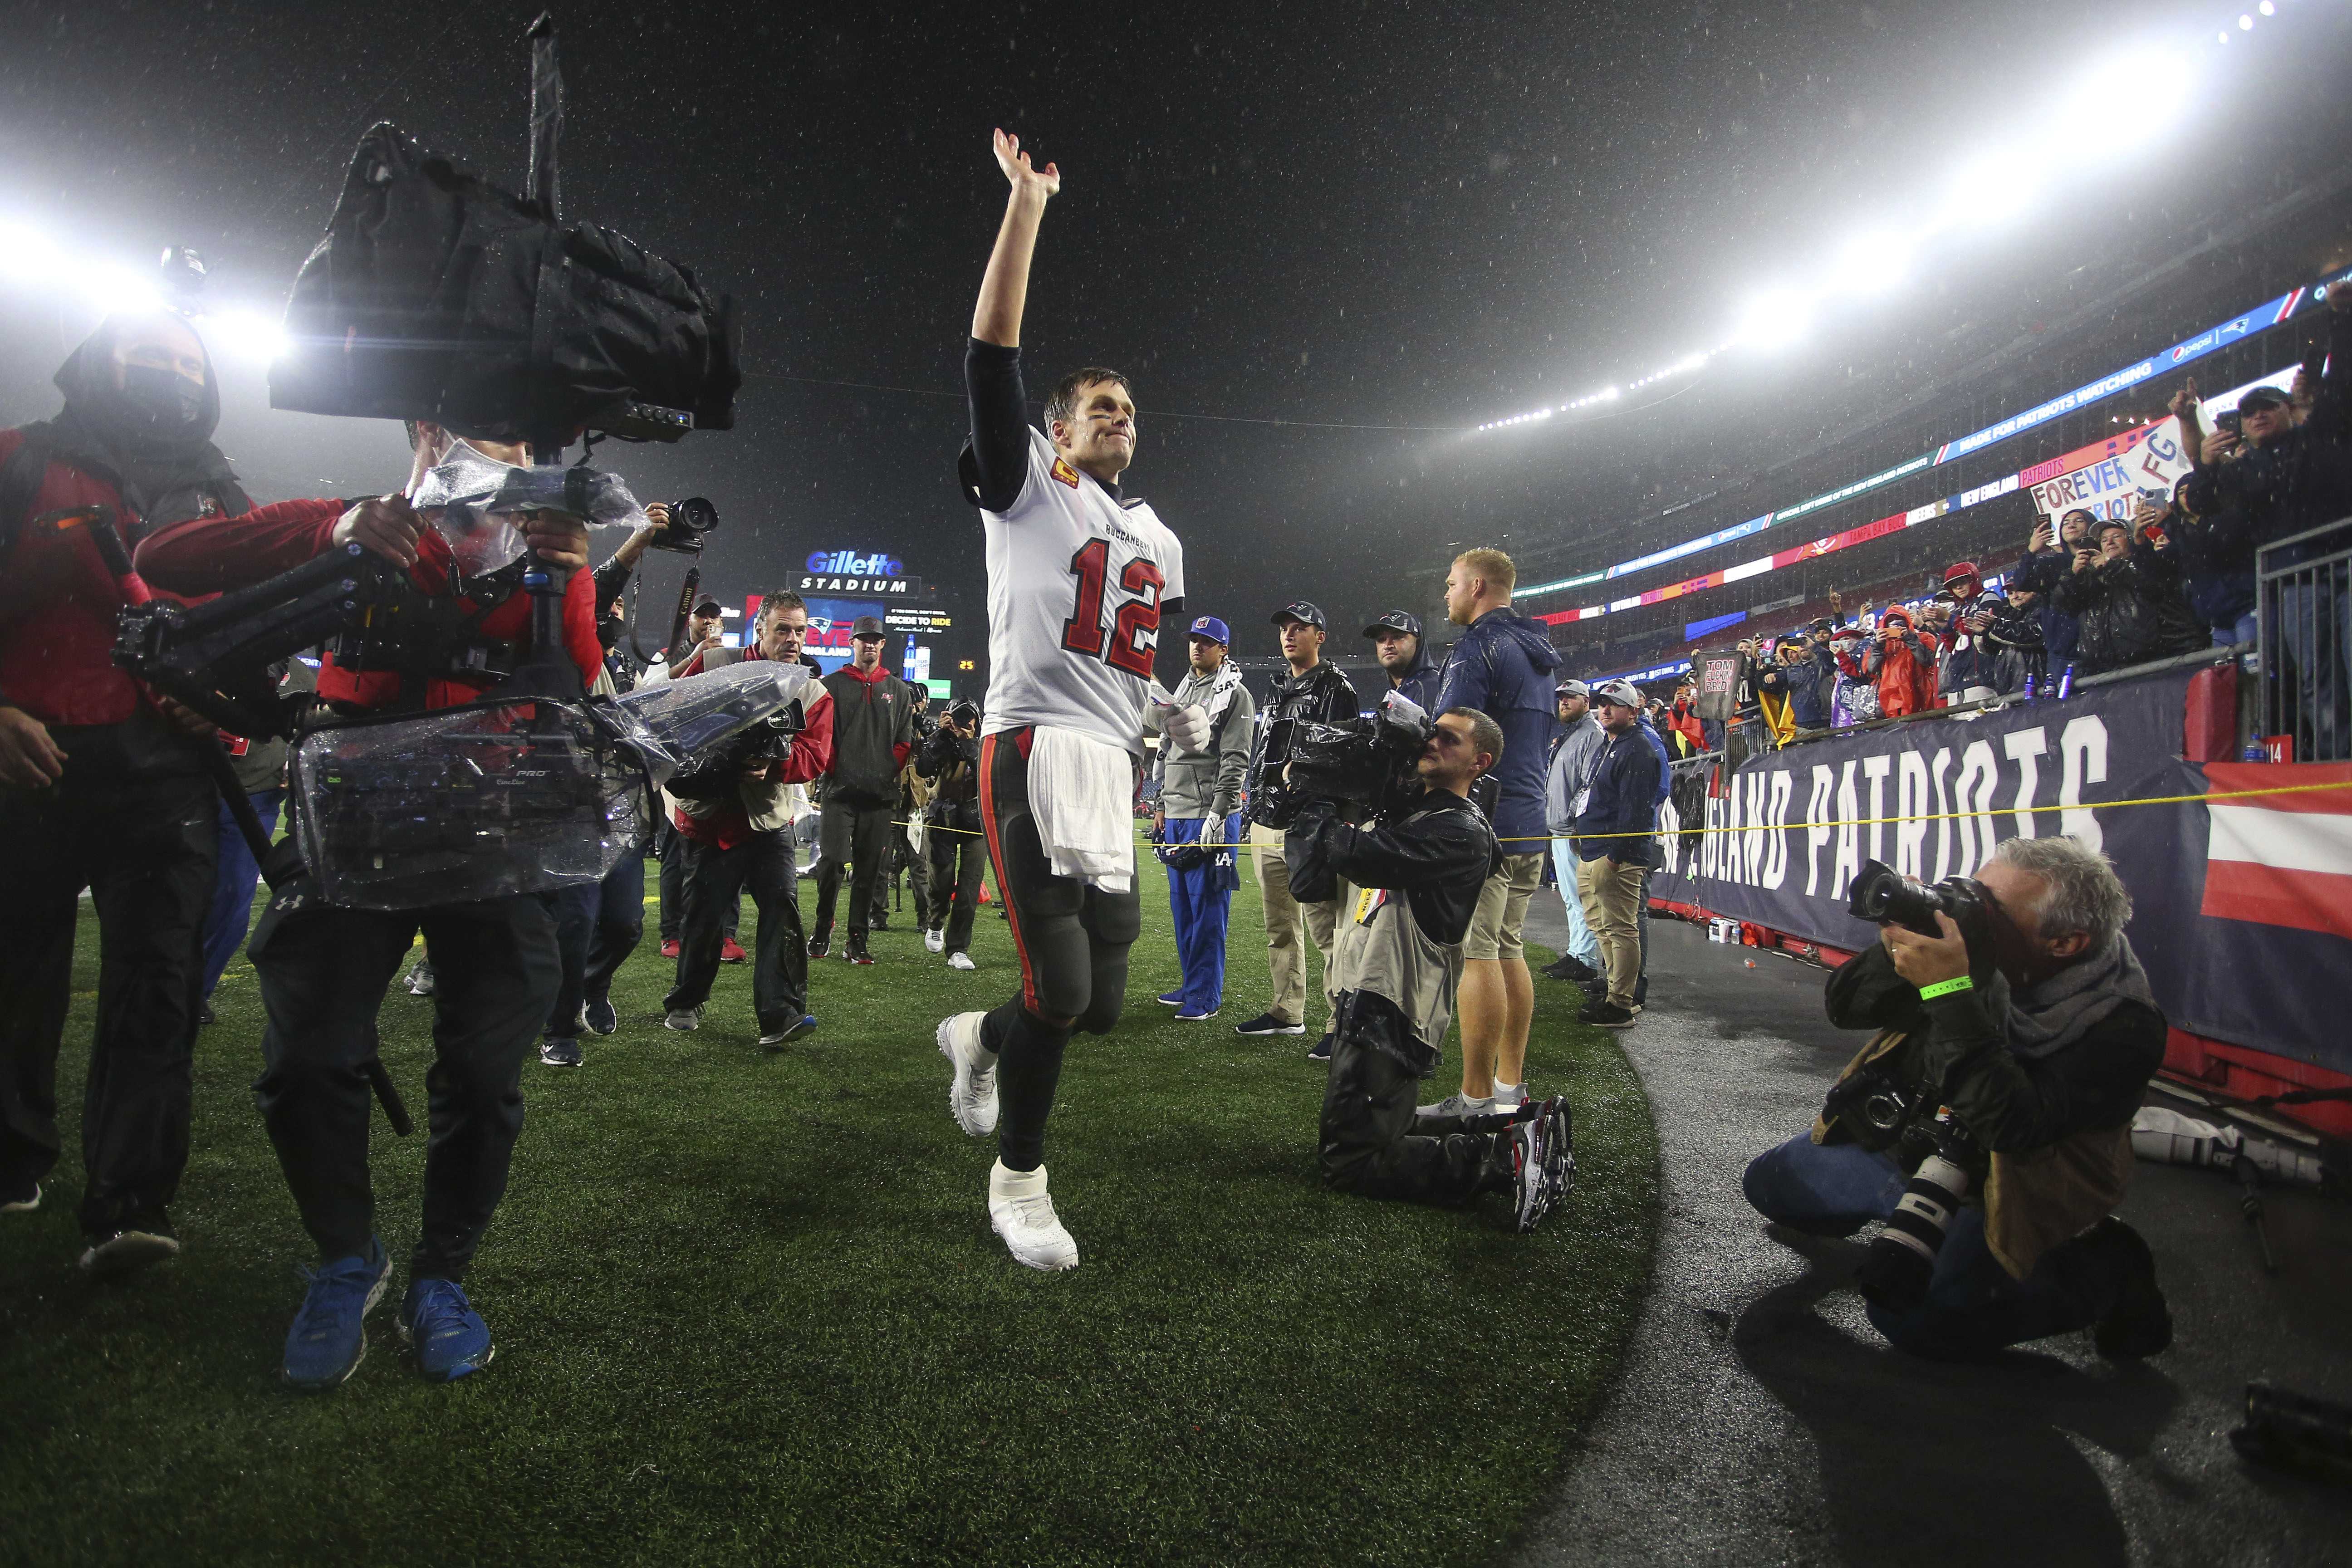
2;859;1658;1568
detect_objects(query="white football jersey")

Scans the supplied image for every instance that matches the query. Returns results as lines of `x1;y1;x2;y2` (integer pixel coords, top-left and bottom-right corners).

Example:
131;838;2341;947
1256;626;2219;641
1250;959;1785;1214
980;427;1186;755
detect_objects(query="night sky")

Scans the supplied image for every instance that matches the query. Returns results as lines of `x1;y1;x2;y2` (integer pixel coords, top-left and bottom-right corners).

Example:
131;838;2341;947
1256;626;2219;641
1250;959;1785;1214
4;0;2347;682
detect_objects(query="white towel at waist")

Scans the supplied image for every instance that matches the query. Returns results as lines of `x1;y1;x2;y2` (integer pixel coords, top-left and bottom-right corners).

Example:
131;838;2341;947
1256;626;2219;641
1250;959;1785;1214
1027;724;1136;893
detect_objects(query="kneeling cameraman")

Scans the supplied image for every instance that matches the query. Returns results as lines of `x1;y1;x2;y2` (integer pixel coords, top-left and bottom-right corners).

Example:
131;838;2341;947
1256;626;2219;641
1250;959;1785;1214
1288;706;1571;1231
1742;835;2172;1361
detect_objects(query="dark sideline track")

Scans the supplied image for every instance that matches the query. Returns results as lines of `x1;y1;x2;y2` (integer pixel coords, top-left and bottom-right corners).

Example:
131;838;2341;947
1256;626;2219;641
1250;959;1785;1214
1510;901;2352;1568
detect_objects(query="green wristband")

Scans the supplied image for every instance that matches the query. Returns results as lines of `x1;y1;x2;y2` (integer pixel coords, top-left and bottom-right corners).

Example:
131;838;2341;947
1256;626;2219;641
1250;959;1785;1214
1918;975;1974;1000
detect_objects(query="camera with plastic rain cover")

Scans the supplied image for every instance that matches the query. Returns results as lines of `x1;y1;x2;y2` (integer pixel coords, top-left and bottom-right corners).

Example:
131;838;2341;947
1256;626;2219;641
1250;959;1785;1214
1246;692;1435;831
663;703;805;803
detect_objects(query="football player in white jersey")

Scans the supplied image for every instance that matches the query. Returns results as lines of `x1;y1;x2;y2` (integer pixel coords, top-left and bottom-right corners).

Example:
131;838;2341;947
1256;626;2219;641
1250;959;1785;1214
937;128;1194;1272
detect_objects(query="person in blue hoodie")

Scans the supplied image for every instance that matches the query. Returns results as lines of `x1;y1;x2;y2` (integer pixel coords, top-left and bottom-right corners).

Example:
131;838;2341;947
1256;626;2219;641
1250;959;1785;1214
1421;548;1562;1118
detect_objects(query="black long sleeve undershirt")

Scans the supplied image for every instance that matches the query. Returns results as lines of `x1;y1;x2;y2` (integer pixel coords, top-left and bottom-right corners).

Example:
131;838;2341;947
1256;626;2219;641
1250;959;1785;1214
964;338;1036;513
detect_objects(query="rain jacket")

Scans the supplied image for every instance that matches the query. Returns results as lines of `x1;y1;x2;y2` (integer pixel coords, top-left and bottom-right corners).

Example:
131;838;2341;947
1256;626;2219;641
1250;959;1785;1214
2050;543;2209;677
1;318;255;726
1861;609;1938;719
1433;607;1563;851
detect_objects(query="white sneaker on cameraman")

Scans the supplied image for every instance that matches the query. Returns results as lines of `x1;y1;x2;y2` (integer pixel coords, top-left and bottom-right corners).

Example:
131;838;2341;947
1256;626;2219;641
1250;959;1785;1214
988;1160;1078;1272
947;951;976;972
938;1012;999;1136
924;928;945;955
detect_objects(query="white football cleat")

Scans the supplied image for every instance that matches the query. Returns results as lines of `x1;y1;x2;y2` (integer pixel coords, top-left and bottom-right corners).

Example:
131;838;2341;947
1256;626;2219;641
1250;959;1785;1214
937;1012;999;1136
924;928;945;954
988;1160;1078;1272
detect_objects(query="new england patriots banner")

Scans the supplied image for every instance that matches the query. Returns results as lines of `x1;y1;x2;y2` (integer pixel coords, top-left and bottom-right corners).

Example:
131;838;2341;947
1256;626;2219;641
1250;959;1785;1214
1646;666;2352;1076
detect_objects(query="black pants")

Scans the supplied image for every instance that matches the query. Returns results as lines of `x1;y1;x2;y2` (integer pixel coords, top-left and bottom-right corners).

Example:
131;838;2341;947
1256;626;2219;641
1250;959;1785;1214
545;851;647;1037
976;729;1139;1171
659;825;735;943
812;800;894;945
1322;1024;1506;1205
249;886;558;1280
927;810;989;954
0;717;215;1236
871;828;933;929
664;828;808;1032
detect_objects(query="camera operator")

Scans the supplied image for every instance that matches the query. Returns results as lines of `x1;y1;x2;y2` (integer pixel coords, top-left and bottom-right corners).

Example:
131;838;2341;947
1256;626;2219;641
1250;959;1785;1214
1145;615;1255;1020
0;312;269;1274
1740;837;2172;1362
132;418;608;1387
1235;602;1358;1049
1363;610;1441;712
807;617;916;965
919;700;990;969
662;591;834;1042
641;596;744;962
1291;706;1571;1230
1426;549;1562;1117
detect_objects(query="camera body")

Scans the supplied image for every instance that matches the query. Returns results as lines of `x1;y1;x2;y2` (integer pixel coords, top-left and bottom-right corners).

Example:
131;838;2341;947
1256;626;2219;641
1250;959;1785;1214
649;496;720;555
1246;692;1434;831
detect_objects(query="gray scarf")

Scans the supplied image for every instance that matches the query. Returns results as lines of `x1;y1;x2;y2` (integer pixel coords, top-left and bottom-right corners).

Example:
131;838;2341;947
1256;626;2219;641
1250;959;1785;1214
1981;935;2154;1060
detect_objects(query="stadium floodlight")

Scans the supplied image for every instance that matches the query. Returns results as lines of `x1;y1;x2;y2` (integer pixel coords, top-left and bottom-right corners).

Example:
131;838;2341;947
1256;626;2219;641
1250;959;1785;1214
0;221;64;286
1733;288;1813;352
83;262;166;319
1830;231;1910;296
200;308;289;363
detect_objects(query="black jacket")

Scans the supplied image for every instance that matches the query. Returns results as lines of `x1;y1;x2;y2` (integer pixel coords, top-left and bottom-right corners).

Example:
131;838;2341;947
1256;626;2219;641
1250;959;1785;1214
1825;944;2165;1155
1571;724;1665;867
1284;790;1499;948
1264;661;1360;729
819;664;915;807
918;724;981;826
2051;543;2209;676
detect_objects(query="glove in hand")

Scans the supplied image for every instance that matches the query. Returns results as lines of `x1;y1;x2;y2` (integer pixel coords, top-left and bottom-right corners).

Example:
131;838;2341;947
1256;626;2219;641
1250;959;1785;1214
1163;703;1212;753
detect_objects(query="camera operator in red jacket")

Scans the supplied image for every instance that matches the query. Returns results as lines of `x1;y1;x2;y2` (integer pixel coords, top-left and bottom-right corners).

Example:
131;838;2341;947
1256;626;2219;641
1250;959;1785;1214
132;418;603;1390
0;312;301;1278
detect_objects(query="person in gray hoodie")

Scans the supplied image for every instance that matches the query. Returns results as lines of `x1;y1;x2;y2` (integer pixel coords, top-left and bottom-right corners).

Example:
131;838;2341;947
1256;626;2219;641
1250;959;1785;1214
1541;679;1605;986
1145;615;1257;1019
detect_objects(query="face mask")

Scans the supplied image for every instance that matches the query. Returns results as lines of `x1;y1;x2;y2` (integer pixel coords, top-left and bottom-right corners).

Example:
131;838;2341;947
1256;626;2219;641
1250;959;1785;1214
119;363;205;431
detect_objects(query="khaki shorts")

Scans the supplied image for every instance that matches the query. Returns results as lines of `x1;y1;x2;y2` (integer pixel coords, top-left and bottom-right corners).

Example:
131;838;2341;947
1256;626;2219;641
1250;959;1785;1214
1463;851;1546;962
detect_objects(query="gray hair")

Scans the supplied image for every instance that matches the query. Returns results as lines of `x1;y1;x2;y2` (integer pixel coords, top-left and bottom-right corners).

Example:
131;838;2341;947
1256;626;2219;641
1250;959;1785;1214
1991;836;2132;949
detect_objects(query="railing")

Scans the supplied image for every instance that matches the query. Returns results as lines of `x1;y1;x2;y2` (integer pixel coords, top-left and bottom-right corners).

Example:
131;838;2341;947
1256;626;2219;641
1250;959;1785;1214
2257;514;2352;764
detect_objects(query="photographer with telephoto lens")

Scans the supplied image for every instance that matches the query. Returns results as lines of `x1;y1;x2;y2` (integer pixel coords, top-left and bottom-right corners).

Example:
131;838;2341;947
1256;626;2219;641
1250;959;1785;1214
1740;837;2174;1362
1287;706;1571;1230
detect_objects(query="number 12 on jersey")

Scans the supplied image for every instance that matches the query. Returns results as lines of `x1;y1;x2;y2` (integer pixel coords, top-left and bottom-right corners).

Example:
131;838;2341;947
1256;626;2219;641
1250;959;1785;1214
1060;537;1165;678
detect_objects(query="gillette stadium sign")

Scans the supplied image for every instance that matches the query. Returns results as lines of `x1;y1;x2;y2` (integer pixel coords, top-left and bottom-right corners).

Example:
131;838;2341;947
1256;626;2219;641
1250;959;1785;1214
797;549;925;597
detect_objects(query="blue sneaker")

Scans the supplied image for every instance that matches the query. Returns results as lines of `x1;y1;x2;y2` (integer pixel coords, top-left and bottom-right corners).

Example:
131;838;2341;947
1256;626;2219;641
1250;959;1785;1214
1156;990;1186;1007
282;1239;391;1390
583;998;618;1035
401;1278;495;1381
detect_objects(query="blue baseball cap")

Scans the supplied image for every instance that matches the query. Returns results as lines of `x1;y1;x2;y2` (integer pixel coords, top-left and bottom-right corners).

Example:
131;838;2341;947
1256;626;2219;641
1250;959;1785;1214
1187;615;1231;646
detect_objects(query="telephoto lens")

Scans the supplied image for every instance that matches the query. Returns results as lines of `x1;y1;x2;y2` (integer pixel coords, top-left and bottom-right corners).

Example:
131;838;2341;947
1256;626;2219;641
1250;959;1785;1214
1856;1112;1980;1315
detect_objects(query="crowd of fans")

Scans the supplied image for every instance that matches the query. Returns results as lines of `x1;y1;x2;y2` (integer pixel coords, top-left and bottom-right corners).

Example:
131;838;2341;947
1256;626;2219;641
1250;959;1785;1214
1590;294;2352;755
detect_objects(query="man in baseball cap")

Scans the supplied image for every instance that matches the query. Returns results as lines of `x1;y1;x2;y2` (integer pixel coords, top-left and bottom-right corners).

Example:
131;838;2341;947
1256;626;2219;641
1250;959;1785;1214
1235;598;1360;1050
1937;559;2007;707
1147;613;1255;1020
1567;679;1664;1028
808;612;916;965
1541;678;1605;986
1364;610;1440;711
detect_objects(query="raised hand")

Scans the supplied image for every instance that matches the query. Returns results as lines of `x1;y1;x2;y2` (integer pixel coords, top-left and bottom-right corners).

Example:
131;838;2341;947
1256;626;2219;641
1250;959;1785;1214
992;128;1061;198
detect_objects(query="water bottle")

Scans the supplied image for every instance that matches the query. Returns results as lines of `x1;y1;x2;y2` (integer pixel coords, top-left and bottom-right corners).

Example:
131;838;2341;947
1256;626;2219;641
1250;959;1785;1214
2242;740;2269;764
2056;662;2075;700
2021;671;2037;701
